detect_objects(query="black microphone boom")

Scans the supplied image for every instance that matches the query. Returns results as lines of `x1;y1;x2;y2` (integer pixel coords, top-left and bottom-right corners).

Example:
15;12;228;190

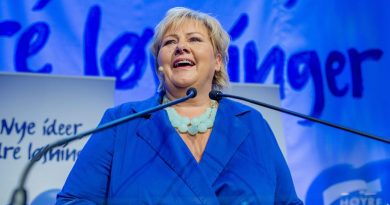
209;90;389;144
10;88;197;205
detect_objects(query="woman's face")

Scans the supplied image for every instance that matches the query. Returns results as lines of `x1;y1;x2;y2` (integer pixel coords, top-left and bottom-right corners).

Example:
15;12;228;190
157;19;221;93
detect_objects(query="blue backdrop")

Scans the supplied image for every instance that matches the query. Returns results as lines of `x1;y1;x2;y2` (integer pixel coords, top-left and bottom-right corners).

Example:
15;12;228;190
1;0;389;203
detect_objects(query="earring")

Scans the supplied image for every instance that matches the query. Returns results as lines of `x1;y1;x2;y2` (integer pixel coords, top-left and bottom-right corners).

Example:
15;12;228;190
158;66;164;72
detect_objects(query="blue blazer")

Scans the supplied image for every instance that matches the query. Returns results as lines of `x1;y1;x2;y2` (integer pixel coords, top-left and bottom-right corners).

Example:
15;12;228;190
57;94;302;204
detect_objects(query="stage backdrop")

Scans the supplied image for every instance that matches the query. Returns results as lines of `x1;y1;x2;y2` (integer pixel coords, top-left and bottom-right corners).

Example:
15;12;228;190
1;0;389;204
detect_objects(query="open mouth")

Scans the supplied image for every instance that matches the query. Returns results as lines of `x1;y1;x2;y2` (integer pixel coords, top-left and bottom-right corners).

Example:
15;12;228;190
172;59;195;68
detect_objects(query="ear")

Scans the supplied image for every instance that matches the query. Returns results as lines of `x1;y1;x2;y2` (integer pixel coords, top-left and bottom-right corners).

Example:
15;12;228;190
215;53;222;72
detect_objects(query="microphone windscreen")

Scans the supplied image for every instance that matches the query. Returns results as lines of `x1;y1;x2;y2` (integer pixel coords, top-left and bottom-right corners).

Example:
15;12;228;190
209;90;222;101
186;88;197;98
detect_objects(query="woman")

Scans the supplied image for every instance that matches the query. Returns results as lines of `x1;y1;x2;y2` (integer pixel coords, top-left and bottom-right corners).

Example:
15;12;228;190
57;7;302;204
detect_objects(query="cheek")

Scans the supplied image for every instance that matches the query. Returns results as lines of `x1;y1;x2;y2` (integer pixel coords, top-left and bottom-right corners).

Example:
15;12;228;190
157;49;171;65
157;57;167;68
207;55;220;71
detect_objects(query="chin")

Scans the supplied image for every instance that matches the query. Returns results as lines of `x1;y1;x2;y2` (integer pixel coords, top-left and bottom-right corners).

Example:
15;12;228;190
172;79;197;87
175;84;196;90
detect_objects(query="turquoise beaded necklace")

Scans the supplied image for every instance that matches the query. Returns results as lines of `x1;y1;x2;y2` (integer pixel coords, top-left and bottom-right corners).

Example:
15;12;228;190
163;95;218;136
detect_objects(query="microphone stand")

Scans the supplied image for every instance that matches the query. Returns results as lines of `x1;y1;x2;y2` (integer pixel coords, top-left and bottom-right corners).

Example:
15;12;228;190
10;88;197;205
210;91;389;144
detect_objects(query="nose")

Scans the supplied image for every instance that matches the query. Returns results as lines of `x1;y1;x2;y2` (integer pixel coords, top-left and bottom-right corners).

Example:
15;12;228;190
174;42;190;55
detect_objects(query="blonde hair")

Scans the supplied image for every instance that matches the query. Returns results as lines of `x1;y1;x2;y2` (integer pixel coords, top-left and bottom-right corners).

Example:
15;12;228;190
151;7;230;91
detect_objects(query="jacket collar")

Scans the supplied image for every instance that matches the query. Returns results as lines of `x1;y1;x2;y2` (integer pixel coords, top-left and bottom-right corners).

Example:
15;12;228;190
130;92;163;114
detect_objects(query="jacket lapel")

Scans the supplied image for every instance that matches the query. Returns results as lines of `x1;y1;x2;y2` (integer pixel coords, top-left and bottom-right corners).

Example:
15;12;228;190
134;95;220;204
199;98;251;186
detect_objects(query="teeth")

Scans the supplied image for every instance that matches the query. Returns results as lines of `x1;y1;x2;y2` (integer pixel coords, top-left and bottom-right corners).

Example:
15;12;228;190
174;59;194;67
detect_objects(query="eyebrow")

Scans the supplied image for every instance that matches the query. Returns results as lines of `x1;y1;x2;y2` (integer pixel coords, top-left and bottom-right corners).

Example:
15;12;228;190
163;32;205;39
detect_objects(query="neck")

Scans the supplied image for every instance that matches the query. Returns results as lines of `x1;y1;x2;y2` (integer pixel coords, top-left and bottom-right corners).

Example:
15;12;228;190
164;87;214;118
165;87;212;108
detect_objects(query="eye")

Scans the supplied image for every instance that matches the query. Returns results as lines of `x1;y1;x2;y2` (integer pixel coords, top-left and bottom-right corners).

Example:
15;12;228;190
162;39;176;46
189;37;202;42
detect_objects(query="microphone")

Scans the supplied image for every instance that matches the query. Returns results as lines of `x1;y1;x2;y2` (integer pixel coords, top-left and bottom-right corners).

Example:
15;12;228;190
209;90;389;144
10;88;197;205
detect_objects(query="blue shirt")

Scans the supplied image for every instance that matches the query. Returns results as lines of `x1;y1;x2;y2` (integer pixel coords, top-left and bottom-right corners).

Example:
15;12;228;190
57;94;302;204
